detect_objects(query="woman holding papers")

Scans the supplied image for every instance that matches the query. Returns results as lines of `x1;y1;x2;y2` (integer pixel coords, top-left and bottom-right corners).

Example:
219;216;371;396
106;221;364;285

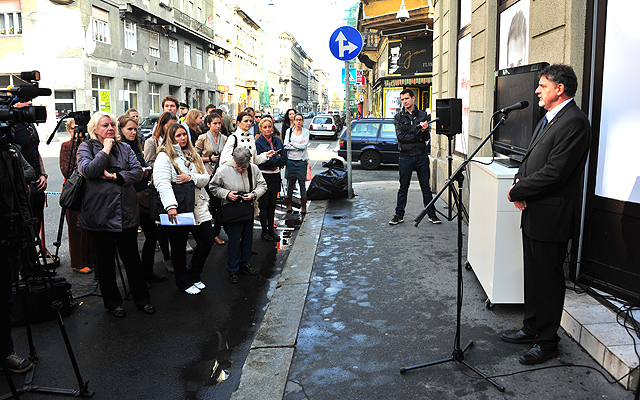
77;111;155;318
154;123;214;295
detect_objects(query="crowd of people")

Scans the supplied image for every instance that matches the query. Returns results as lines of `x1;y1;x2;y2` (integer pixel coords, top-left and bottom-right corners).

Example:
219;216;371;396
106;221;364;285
1;94;311;374
62;95;310;315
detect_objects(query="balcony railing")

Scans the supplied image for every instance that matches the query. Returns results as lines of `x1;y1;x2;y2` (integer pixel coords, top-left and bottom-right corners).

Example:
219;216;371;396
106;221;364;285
173;9;214;40
362;31;379;51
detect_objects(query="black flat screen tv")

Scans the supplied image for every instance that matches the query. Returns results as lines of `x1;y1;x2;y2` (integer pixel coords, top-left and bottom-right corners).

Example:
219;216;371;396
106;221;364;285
493;62;548;167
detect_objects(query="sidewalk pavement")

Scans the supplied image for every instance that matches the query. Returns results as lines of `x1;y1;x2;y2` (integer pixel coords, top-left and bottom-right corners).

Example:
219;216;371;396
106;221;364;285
231;179;636;400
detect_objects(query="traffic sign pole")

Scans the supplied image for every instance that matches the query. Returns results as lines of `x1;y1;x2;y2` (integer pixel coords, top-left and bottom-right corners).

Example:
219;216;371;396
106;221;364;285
345;60;353;199
330;25;362;200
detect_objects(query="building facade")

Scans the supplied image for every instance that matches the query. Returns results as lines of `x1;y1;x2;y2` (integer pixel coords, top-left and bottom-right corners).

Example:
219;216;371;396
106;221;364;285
0;0;235;135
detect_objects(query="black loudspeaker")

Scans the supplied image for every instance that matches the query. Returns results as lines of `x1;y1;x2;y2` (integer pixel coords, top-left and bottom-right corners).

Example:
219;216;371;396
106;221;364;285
436;98;462;136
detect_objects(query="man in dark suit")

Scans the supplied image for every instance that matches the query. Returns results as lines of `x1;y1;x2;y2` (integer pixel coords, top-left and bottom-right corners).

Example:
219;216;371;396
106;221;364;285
502;64;591;365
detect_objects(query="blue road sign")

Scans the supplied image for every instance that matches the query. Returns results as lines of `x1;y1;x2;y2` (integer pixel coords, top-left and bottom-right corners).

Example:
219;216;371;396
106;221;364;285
329;26;363;61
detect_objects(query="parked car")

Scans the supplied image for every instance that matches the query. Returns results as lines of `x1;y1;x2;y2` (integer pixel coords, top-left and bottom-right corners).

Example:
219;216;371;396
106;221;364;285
139;113;160;139
309;114;339;139
327;110;344;131
272;113;283;123
303;111;315;118
338;119;399;170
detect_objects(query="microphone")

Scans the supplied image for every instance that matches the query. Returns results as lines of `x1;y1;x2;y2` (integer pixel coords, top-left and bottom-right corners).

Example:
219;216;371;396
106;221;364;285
498;101;529;114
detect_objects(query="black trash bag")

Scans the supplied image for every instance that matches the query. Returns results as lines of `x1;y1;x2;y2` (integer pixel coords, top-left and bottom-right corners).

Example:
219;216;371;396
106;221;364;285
307;158;348;200
321;158;345;169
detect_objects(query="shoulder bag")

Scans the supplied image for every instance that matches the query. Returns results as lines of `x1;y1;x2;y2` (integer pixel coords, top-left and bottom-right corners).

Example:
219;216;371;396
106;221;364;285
219;167;255;225
59;141;94;211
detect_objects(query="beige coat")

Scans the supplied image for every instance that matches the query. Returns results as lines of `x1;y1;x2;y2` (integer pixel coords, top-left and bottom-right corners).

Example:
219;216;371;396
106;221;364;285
209;164;267;217
194;132;226;175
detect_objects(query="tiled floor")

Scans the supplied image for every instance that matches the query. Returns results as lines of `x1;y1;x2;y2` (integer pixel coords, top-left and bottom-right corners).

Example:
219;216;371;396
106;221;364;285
562;289;639;390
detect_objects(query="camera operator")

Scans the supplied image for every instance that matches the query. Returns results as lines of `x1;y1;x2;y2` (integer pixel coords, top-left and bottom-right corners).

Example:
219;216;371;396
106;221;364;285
12;99;48;277
0;146;35;373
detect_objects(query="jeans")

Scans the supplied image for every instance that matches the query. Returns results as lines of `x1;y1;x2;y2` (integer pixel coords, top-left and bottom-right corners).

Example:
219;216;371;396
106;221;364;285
226;221;254;273
395;152;436;219
165;221;215;291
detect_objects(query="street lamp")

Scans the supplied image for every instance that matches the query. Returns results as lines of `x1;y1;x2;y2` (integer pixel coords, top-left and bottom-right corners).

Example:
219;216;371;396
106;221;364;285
396;0;410;23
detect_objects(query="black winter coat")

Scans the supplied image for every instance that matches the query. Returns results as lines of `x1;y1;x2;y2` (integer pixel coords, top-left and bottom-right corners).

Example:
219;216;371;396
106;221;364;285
76;140;143;232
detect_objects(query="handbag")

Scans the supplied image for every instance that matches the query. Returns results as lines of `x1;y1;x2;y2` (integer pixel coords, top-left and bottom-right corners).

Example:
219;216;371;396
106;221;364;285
149;164;197;221
59;170;84;211
59;141;94;211
219;167;255;225
306;164;313;181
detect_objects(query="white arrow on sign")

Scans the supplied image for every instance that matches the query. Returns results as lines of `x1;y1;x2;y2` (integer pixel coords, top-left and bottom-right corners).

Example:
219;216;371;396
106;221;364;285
336;31;358;58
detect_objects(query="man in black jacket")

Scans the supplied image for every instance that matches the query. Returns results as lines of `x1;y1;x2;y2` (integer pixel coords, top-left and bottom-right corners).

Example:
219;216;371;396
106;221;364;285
502;64;591;365
389;89;440;225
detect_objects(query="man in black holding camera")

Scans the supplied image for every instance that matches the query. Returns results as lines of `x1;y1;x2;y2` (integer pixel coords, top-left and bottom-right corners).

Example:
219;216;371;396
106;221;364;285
389;89;440;225
12;99;48;277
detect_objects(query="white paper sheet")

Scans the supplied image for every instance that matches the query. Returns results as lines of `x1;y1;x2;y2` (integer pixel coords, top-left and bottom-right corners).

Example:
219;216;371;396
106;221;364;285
160;212;196;226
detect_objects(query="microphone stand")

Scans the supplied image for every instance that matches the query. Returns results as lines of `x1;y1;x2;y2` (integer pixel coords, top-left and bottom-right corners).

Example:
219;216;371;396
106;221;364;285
401;112;511;392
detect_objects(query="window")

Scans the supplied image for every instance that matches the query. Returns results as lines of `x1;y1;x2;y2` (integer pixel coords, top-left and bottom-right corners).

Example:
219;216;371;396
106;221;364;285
184;43;191;66
351;122;378;139
208;54;214;73
197;7;202;22
380;123;396;139
0;11;22;36
195;89;204;111
124;21;137;51
149;83;160;113
149;31;160;57
195;48;203;69
169;38;179;62
92;75;111;113
188;1;194;17
123;80;138;113
92;7;109;44
54;91;75;119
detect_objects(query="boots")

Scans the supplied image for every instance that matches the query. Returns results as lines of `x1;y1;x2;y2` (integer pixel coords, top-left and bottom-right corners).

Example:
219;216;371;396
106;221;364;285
284;197;293;213
300;198;307;214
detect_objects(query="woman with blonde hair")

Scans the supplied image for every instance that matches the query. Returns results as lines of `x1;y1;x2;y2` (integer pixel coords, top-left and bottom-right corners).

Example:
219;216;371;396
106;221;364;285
76;111;155;317
184;109;204;145
154;123;215;295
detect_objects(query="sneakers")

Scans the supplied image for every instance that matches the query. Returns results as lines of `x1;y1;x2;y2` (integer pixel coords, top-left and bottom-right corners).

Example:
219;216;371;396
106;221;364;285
389;215;404;225
428;215;442;224
193;281;206;290
2;352;33;374
184;285;201;295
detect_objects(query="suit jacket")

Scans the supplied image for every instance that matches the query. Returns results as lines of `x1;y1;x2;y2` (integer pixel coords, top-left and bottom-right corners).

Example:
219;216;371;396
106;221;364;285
509;99;591;242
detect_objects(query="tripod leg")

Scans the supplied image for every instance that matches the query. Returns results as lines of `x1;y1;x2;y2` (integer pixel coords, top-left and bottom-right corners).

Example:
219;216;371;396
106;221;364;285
114;249;130;301
400;356;454;374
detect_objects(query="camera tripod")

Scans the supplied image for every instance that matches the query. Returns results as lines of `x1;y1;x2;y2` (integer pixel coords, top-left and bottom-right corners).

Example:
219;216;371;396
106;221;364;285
400;113;510;392
0;141;93;399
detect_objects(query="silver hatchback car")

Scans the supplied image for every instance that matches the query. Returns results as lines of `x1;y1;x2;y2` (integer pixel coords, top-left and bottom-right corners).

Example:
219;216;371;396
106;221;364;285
309;114;339;139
